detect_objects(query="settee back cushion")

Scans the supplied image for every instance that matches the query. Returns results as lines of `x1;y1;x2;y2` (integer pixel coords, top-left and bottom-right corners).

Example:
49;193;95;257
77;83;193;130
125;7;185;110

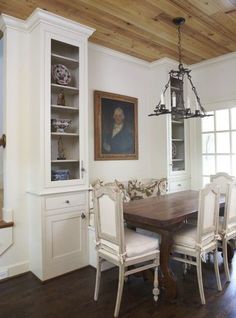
128;178;167;200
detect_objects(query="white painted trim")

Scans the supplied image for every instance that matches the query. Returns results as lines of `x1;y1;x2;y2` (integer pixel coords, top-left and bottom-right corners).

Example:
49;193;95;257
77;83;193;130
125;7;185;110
204;98;236;111
27;186;90;196
0;14;27;33
0;8;95;37
89;42;180;69
89;42;150;67
26;8;95;36
190;51;236;70
0;261;29;278
149;57;178;69
90;39;236;71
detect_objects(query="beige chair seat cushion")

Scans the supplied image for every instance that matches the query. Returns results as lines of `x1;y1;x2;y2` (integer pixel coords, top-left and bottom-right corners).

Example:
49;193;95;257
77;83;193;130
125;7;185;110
173;224;214;249
125;228;159;258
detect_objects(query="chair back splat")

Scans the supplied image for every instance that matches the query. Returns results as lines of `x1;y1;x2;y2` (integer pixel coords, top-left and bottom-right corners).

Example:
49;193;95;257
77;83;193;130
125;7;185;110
223;182;236;232
210;172;235;195
197;183;220;245
93;186;125;256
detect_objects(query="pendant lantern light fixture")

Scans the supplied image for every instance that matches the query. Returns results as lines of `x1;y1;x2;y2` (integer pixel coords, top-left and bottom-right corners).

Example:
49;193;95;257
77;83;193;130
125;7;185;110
149;17;211;119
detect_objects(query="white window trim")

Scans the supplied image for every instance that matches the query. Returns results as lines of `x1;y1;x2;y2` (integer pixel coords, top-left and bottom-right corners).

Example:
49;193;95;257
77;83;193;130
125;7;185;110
201;107;236;185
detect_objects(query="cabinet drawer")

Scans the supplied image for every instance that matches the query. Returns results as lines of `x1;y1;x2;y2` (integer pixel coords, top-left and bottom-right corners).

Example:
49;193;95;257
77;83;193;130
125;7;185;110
46;193;86;211
169;179;189;193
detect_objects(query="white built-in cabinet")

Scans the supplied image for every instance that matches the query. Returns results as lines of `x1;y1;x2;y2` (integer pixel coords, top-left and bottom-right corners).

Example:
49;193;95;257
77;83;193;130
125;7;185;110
167;75;190;192
26;9;94;280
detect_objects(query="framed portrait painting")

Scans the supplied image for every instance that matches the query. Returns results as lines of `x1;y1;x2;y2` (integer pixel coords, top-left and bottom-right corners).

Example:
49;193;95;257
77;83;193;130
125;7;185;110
94;91;138;160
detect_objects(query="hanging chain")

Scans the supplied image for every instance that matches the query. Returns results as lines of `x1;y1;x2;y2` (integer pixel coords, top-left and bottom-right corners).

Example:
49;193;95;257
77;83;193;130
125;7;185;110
177;25;182;66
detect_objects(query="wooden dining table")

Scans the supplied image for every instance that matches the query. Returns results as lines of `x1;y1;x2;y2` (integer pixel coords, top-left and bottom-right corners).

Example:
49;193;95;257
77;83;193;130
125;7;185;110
123;190;225;301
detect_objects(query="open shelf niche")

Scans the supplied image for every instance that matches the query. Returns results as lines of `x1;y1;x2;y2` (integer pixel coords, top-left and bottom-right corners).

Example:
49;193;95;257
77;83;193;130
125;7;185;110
50;39;80;181
170;76;185;172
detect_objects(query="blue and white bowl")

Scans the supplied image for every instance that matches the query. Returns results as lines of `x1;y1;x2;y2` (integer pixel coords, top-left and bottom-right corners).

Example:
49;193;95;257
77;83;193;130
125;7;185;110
51;169;70;181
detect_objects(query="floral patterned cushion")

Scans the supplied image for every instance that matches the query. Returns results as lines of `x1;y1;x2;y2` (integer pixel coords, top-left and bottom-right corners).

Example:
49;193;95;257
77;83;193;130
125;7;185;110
91;179;130;202
158;178;168;195
128;179;160;200
128;178;168;200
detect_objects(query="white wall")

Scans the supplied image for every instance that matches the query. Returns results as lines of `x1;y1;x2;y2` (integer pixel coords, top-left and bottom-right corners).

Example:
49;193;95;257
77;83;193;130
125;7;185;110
88;45;169;182
191;53;236;110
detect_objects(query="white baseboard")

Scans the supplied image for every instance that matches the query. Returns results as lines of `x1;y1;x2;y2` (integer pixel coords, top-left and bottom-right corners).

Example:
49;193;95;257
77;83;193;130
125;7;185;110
0;261;29;279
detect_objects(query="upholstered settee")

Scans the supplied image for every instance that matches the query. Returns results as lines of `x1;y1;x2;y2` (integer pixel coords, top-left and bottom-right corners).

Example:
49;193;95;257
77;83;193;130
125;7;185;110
89;178;168;227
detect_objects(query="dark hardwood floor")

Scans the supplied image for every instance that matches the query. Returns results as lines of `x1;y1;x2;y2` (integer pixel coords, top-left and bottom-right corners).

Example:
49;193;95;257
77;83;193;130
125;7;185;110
0;254;236;318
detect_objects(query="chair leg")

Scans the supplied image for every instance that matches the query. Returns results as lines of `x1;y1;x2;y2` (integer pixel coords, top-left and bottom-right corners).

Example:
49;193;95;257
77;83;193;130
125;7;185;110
213;249;222;291
94;256;102;301
114;266;125;318
223;239;231;282
196;256;206;305
153;265;159;302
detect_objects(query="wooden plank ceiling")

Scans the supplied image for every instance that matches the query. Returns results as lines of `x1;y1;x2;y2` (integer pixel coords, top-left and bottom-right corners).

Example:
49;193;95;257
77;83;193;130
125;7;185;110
1;0;236;64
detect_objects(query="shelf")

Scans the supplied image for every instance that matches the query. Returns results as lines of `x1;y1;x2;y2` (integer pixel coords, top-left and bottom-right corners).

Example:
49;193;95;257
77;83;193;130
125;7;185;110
172;138;184;142
51;105;79;112
172;158;184;161
51;83;79;95
51;53;79;69
51;160;79;163
51;132;79;137
171;86;182;91
172;120;183;125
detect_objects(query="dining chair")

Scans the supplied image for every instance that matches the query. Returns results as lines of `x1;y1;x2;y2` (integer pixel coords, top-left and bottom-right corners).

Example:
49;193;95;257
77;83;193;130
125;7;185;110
210;172;235;280
93;185;160;317
218;181;236;282
171;183;222;305
210;172;235;194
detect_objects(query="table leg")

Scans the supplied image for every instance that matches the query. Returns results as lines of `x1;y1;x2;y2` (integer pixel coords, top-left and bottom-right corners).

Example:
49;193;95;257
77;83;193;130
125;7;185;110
159;231;177;300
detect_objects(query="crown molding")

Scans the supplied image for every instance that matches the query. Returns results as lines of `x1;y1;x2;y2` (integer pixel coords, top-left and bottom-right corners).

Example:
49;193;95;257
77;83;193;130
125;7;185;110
90;41;236;71
26;8;95;37
89;42;181;69
204;96;236;111
190;51;236;70
88;42;150;67
0;14;27;33
0;8;95;37
149;57;178;69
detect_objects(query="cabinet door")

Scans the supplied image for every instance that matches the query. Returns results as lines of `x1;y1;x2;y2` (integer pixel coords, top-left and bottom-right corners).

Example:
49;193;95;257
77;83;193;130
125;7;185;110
44;209;88;280
44;32;88;188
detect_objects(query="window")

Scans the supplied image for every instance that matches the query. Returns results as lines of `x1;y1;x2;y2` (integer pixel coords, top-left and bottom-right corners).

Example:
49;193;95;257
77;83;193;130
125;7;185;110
201;108;236;185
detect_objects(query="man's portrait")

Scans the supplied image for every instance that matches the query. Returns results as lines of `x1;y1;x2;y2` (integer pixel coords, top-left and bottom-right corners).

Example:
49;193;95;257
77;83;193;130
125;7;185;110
94;91;138;160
